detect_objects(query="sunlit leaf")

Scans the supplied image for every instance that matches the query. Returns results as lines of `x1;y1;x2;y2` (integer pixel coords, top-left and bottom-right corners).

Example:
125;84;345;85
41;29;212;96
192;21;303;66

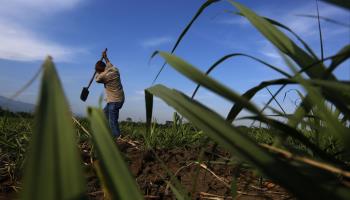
22;57;86;200
88;107;143;200
145;84;350;199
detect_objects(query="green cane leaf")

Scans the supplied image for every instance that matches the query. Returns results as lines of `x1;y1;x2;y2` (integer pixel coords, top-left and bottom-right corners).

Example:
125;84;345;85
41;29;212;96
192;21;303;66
22;57;86;200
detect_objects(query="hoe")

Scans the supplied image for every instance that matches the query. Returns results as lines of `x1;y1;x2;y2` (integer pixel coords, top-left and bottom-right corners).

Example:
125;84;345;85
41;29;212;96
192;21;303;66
80;48;107;101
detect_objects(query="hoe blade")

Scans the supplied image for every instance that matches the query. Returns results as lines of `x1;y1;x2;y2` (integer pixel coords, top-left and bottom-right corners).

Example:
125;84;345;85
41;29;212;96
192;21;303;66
80;87;89;102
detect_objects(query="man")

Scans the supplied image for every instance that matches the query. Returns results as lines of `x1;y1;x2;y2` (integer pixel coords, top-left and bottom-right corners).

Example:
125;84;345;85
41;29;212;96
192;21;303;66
95;50;125;138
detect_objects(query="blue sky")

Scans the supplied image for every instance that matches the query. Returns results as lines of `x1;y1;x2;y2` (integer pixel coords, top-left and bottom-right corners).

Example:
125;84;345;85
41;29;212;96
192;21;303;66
0;0;349;122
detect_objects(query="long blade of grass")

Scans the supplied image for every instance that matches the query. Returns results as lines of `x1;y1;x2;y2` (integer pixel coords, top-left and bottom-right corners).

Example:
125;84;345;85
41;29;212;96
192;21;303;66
155;51;347;166
87;107;143;200
145;84;350;200
266;87;286;115
249;84;287;125
229;1;335;80
226;1;344;129
190;53;292;99
262;16;318;59
226;78;350;123
309;79;350;102
94;161;112;200
232;11;318;58
324;44;350;78
188;52;291;118
155;51;261;115
259;49;349;123
152;0;220;84
316;0;325;61
251;49;349;128
9;66;43;100
295;50;349;76
226;80;290;122
22;57;86;200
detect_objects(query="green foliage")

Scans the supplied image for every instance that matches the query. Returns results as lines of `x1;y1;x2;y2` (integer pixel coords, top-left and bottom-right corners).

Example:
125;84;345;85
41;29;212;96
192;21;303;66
21;58;86;200
0;107;33;118
17;58;143;200
146;0;350;199
87;107;143;200
143;112;204;149
145;63;350;200
0;117;31;186
1;1;349;200
229;1;333;80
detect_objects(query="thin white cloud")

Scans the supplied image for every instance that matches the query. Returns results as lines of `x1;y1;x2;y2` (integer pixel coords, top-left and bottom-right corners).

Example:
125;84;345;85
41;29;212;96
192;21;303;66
256;1;349;67
0;0;85;62
135;90;145;95
127;90;145;101
278;2;349;38
0;19;85;62
0;0;82;17
194;91;216;100
141;36;173;48
263;51;281;59
258;41;287;71
129;90;165;102
259;41;279;58
216;17;248;26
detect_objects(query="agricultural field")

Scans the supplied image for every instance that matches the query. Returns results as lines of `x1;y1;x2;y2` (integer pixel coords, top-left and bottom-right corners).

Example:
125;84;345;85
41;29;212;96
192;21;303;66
0;0;350;200
0;110;317;199
0;107;348;199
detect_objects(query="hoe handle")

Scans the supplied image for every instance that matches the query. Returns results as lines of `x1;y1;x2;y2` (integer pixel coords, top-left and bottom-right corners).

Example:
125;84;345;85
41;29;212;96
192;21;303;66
87;71;97;89
86;48;108;88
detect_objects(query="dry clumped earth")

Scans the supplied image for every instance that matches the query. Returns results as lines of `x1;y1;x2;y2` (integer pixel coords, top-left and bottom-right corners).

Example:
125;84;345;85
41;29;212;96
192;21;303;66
83;138;294;200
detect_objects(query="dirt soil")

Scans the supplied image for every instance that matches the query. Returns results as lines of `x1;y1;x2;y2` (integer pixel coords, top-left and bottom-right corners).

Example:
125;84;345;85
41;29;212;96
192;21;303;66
85;138;294;200
0;138;294;200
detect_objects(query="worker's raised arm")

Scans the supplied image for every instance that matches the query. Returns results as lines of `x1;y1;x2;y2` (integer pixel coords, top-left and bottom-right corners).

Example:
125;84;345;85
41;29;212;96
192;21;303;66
95;60;107;83
102;50;110;64
95;73;104;83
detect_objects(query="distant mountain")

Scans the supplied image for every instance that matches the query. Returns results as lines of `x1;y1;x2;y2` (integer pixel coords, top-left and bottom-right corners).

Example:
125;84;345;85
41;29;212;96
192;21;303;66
0;96;35;113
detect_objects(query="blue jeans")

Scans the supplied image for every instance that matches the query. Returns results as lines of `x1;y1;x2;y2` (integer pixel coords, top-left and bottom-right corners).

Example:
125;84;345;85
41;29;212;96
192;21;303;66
104;101;124;137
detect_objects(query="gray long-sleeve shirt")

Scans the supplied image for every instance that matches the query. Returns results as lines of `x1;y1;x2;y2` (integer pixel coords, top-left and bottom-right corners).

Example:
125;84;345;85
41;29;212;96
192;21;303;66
95;62;125;103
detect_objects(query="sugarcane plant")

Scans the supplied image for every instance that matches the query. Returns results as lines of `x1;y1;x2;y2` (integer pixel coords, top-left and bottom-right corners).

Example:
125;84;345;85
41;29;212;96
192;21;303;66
145;0;350;199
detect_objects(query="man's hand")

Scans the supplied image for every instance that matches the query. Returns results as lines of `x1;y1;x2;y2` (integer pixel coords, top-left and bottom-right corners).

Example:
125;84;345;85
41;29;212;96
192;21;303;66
102;48;108;59
102;48;110;63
